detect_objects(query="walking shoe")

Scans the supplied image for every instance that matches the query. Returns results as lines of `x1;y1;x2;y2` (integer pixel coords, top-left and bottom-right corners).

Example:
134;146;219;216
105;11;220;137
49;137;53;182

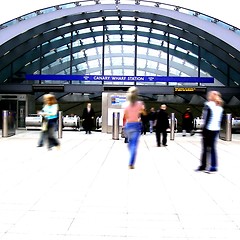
205;170;217;174
209;167;217;172
129;165;135;169
195;166;205;171
55;145;61;150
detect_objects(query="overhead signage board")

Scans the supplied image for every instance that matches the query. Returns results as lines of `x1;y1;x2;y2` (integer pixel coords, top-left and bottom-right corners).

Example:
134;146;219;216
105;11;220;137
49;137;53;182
174;87;207;94
26;74;214;83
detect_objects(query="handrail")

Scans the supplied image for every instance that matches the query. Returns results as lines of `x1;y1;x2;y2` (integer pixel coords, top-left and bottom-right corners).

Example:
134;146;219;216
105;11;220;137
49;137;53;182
0;0;239;36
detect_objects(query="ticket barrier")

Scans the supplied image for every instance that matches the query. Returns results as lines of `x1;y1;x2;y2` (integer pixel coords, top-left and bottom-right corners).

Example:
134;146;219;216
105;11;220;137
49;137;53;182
62;115;80;130
2;110;16;137
25;114;42;130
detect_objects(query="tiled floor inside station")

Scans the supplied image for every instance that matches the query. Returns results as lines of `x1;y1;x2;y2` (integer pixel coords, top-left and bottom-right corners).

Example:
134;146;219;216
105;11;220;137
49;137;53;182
0;130;240;239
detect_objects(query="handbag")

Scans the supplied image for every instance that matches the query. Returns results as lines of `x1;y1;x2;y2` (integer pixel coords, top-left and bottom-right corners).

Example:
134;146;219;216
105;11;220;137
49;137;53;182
42;120;48;131
121;127;126;138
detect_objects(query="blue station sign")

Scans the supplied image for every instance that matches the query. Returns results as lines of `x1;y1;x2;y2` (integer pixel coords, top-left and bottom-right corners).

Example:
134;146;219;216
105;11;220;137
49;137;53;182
26;74;214;83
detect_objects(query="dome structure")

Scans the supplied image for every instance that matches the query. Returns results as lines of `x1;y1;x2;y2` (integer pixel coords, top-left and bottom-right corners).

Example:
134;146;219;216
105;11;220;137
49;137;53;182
0;0;240;102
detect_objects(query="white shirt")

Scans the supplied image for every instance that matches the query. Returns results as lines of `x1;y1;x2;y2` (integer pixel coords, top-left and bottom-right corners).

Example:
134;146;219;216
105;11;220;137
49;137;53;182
203;101;223;131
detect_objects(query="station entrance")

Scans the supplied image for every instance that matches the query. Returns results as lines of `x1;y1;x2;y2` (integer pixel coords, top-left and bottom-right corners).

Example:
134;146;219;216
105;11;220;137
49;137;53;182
0;94;34;129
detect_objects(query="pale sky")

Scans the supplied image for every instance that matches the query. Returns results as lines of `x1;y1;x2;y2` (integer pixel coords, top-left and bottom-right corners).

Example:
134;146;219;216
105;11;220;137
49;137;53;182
0;0;239;28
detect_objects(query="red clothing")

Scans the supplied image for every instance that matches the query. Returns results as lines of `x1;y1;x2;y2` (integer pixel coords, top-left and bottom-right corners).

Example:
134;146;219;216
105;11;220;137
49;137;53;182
124;101;143;123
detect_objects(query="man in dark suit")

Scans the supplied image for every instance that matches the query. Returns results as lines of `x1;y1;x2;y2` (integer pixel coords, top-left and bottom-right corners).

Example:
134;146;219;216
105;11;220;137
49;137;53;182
82;103;95;134
155;104;169;147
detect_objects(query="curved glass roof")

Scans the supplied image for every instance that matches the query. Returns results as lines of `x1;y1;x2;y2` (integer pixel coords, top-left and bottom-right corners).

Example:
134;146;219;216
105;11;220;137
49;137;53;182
0;0;240;89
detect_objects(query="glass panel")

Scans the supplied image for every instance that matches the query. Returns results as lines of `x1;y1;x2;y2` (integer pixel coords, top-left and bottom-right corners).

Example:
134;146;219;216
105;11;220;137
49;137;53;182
73;20;87;25
107;25;120;31
92;26;103;32
82;38;94;45
122;25;135;31
124;57;134;66
112;57;122;65
149;38;161;45
89;17;103;23
109;35;121;41
123;46;134;54
152;28;165;35
85;48;97;56
110;45;122;53
78;28;91;34
124;69;134;75
138;26;150;33
123;35;135;42
137;36;148;43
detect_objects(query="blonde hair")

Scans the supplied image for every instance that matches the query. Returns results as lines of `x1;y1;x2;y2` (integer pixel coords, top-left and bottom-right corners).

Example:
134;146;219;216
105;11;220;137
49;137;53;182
207;91;221;101
207;91;223;106
44;94;57;106
215;95;224;107
127;86;138;104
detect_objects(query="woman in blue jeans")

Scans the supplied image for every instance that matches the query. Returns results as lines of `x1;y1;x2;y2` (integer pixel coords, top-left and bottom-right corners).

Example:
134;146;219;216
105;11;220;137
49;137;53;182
198;91;223;172
39;94;60;150
124;87;144;169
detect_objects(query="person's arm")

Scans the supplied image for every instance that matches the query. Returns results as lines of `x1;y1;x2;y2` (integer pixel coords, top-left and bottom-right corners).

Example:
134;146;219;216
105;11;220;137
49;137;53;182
123;112;127;126
123;109;128;124
203;106;211;129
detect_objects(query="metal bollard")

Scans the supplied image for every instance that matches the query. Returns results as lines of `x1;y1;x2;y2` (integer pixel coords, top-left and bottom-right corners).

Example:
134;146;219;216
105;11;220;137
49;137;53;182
170;113;175;140
2;110;16;137
225;113;232;141
112;112;120;140
58;111;63;138
2;110;8;137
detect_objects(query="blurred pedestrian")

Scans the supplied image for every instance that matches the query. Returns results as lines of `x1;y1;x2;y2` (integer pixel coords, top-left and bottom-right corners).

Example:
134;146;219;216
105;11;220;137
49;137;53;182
82;103;95;134
197;91;223;173
140;105;148;135
155;104;169;147
38;94;60;150
148;107;156;133
182;107;194;136
124;86;144;169
37;94;48;147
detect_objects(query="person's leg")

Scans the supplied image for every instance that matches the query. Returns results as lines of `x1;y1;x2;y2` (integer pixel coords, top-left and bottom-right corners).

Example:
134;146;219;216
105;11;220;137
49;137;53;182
199;130;209;170
149;120;153;133
209;131;219;171
85;121;89;133
48;121;60;149
128;130;140;166
162;130;167;146
155;130;161;147
37;131;44;146
125;123;141;168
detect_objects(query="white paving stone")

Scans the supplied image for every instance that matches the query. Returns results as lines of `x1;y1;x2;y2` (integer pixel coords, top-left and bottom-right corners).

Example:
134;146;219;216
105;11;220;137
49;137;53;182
0;130;239;239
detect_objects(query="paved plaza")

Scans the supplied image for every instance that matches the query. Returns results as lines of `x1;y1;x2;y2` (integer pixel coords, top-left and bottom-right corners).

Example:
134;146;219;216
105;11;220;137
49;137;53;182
0;130;240;240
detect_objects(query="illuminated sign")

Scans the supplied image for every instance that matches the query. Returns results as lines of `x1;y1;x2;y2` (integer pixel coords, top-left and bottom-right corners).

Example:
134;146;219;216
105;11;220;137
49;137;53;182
111;95;126;106
26;74;214;83
174;87;207;93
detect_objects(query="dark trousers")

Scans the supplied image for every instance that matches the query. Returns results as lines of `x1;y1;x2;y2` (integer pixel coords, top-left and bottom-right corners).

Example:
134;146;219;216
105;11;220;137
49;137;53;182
83;120;93;133
155;130;167;146
200;129;219;170
47;119;60;148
